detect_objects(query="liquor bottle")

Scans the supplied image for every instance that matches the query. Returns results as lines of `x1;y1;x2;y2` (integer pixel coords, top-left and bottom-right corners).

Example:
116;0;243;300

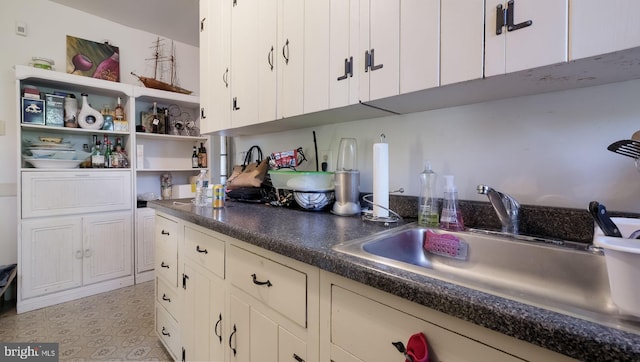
198;142;207;168
101;104;114;131
164;108;170;134
192;146;199;168
151;102;160;134
104;140;113;168
114;97;125;121
91;138;105;168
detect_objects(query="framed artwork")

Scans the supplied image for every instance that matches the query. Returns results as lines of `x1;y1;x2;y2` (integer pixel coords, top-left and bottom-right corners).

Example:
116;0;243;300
66;35;120;82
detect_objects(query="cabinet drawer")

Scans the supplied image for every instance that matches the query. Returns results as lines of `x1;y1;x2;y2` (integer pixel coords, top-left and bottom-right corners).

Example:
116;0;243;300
331;286;520;362
21;171;131;218
156;244;178;287
156;277;180;320
184;225;224;279
228;245;307;327
156;304;181;359
155;215;178;254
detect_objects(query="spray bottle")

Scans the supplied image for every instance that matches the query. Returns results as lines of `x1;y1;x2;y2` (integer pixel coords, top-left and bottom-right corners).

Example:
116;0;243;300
439;175;464;231
418;161;439;227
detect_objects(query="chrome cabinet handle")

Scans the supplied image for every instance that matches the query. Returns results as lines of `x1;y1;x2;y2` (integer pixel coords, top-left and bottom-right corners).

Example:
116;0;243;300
282;39;290;64
268;46;274;70
251;273;273;287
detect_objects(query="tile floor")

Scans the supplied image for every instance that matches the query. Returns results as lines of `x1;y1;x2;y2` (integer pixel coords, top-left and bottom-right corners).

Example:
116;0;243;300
0;281;173;361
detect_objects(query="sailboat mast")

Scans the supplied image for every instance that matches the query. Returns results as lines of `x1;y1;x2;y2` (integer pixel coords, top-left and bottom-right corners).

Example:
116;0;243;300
153;37;160;80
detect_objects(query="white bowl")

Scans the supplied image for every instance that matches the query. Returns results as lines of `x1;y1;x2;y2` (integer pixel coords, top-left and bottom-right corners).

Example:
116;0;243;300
23;157;83;169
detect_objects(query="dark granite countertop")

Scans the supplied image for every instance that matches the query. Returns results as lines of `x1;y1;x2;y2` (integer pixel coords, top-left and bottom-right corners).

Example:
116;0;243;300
149;199;640;361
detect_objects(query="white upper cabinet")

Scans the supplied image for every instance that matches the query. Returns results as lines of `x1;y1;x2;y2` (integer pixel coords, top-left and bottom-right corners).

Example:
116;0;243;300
304;0;330;114
441;0;485;86
277;0;305;119
400;0;440;94
484;0;568;77
231;0;260;128
569;0;640;60
329;0;361;109
257;0;278;124
200;0;232;134
358;0;400;102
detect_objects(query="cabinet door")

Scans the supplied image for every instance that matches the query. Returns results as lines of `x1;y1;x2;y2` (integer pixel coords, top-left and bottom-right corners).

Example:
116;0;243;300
570;0;640;60
183;262;226;362
250;308;278;362
441;0;485;85
135;208;155;274
277;0;305;119
399;0;440;94
359;0;400;102
229;293;251;362
304;0;330;114
279;327;307;362
231;0;260;128
329;0;360;108
201;0;232;133
485;0;568;77
258;0;278;124
21;218;83;299
83;212;133;285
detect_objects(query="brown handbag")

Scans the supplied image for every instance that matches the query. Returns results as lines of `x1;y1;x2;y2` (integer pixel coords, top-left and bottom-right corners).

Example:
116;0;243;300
227;145;269;190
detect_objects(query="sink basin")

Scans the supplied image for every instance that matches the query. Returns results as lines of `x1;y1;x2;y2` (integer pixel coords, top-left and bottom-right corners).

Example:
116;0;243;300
333;223;631;325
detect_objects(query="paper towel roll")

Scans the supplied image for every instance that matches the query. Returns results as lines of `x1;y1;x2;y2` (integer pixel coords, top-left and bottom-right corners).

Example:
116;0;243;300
373;142;389;218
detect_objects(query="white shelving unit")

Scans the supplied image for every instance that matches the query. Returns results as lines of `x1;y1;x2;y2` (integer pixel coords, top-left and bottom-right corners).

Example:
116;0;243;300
14;65;208;311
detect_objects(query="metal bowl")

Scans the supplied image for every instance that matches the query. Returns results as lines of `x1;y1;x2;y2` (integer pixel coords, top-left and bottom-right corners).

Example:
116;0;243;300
293;190;335;211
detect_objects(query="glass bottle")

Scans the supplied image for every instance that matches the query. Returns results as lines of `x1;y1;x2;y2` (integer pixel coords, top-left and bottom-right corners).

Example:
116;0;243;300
104;140;112;168
439;175;464;231
91;137;105;168
101;104;114;131
418;161;439;227
195;169;209;207
198;142;207;168
151;102;160;134
192;146;199;168
114;96;125;121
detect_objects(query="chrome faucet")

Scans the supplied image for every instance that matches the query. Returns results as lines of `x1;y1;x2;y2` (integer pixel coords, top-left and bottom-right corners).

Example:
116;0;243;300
477;185;520;234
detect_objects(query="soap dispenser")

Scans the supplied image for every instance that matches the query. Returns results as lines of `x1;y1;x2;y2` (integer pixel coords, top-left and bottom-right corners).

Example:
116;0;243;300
439;175;464;231
418;161;439;227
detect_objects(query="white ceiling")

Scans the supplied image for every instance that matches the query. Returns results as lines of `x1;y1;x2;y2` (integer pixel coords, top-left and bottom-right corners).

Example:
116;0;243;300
50;0;199;47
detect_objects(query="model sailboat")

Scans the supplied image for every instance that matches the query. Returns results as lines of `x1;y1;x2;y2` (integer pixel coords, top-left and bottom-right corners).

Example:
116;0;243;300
131;37;192;95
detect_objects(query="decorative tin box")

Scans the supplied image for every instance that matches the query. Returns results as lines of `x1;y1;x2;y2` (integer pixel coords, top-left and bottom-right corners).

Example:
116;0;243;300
21;98;45;125
45;94;64;127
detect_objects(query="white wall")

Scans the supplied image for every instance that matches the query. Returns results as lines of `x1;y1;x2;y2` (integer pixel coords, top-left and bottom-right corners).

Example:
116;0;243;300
233;79;640;212
0;0;199;266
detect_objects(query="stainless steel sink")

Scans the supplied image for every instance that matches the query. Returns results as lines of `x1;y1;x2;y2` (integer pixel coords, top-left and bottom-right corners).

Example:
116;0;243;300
333;223;624;323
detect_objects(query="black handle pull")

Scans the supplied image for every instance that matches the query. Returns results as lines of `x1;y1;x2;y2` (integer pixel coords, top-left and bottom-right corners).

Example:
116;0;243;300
162;294;171;302
251;273;273;287
233;97;240;111
392;341;414;362
268;46;274;71
293;353;305;362
369;49;383;71
337;56;353;81
364;50;370;72
161;262;170;269
196;245;208;254
201;107;206;119
161;230;170;236
282;39;290;64
506;0;532;32
229;324;237;356
496;4;505;35
200;17;206;32
223;68;229;88
161;326;170;337
214;313;223;343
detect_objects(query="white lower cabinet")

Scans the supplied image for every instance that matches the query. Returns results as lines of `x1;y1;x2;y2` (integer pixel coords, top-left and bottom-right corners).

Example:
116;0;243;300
156;212;572;361
135;207;156;282
19;211;133;311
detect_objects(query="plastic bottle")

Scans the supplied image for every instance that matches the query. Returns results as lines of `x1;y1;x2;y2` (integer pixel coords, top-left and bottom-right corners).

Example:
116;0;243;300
195;169;209;207
439;175;464;231
418;161;439;227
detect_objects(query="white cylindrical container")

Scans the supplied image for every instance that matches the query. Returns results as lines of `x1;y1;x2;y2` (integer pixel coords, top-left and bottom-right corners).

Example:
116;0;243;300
373;139;389;218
